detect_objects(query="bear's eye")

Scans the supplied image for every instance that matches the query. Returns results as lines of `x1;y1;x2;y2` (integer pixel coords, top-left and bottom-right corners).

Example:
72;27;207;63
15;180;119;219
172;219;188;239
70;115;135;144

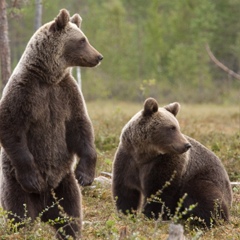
79;38;86;44
170;126;176;131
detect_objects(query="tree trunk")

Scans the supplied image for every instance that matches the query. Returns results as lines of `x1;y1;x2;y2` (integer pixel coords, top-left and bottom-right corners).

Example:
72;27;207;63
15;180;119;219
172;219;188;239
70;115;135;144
35;0;42;31
0;0;11;93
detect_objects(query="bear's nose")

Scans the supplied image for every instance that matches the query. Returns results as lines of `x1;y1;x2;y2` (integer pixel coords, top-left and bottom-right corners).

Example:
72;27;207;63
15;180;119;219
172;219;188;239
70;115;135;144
98;55;103;61
185;143;191;150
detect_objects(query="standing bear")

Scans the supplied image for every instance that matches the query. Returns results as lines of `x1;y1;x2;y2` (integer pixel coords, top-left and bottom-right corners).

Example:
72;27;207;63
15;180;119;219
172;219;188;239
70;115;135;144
112;98;232;227
0;9;103;239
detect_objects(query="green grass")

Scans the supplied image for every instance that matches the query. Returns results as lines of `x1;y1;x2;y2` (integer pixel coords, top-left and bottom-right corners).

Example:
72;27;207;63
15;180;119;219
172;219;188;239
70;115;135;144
0;100;239;239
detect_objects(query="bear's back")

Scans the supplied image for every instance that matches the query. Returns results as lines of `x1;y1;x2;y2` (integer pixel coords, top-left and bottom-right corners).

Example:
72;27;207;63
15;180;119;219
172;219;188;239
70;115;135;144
183;136;232;205
185;137;229;181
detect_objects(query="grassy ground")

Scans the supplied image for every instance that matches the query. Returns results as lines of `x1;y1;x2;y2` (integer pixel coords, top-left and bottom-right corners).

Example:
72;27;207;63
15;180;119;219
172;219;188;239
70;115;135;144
0;100;239;239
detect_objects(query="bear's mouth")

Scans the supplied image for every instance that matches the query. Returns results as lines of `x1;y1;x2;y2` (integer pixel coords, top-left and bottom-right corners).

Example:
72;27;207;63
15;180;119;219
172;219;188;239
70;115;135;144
81;56;102;67
172;145;190;154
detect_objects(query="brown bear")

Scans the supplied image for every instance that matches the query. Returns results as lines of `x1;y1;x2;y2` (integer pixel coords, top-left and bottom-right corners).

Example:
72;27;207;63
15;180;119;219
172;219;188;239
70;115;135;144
112;98;232;227
0;9;102;239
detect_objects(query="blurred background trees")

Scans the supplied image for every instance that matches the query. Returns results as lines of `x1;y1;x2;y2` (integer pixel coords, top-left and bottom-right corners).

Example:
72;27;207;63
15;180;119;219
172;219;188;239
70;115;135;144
2;0;240;103
0;0;11;92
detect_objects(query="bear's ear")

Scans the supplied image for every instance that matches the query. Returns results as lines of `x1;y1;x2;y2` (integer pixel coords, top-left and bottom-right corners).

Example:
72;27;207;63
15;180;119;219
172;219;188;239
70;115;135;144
143;98;159;116
49;9;70;32
70;14;82;28
164;102;180;116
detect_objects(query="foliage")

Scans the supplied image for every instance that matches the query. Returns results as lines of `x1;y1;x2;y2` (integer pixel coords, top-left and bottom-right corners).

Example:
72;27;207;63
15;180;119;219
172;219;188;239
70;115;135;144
3;0;240;103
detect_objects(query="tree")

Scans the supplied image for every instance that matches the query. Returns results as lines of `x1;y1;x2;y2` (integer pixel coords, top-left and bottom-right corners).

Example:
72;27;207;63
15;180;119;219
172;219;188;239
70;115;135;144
5;0;240;103
34;0;42;30
0;0;11;93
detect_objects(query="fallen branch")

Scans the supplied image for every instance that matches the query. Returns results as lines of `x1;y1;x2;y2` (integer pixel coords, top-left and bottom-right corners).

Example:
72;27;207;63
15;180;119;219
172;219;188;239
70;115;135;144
231;182;240;185
205;44;240;81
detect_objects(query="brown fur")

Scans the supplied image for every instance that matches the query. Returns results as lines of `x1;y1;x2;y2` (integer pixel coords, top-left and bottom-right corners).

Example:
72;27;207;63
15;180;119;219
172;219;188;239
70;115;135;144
112;98;232;227
0;9;103;239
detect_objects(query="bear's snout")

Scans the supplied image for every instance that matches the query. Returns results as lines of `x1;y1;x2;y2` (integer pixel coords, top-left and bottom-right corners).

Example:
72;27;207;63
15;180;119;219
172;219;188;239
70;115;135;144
184;143;191;151
93;54;103;66
97;55;103;62
172;140;191;154
179;142;191;154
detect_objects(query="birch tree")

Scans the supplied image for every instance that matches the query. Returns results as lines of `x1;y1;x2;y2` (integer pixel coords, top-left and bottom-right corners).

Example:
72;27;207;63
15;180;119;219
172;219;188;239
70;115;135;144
0;0;11;93
34;0;42;30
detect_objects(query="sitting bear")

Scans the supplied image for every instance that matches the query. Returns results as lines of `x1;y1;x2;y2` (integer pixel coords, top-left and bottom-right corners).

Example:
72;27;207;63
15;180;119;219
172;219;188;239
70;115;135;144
112;98;232;227
0;9;103;239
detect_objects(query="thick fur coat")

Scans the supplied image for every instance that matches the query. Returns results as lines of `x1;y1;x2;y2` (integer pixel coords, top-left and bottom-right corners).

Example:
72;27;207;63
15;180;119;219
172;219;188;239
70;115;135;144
112;98;232;227
0;9;103;239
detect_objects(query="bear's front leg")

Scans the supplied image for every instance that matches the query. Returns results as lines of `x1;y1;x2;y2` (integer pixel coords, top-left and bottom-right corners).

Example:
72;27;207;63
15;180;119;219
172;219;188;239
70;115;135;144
114;187;141;215
112;146;142;215
141;162;180;220
142;197;166;220
66;102;97;187
74;146;97;186
15;156;46;193
142;184;180;220
2;149;46;193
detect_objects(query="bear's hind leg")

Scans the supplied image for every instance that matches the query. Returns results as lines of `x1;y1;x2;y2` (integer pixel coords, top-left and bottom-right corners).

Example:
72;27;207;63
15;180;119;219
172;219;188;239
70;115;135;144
41;173;82;240
182;180;230;227
0;175;40;228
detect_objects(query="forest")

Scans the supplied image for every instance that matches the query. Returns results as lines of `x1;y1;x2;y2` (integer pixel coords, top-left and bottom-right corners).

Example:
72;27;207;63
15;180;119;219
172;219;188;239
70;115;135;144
4;0;240;104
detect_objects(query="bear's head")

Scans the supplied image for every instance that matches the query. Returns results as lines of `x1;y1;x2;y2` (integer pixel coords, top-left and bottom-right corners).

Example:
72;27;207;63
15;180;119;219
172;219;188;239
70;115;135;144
47;9;103;68
121;98;191;157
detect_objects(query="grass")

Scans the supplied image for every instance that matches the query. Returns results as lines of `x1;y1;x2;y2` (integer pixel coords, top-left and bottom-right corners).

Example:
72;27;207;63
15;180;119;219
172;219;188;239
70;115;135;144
0;100;239;239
